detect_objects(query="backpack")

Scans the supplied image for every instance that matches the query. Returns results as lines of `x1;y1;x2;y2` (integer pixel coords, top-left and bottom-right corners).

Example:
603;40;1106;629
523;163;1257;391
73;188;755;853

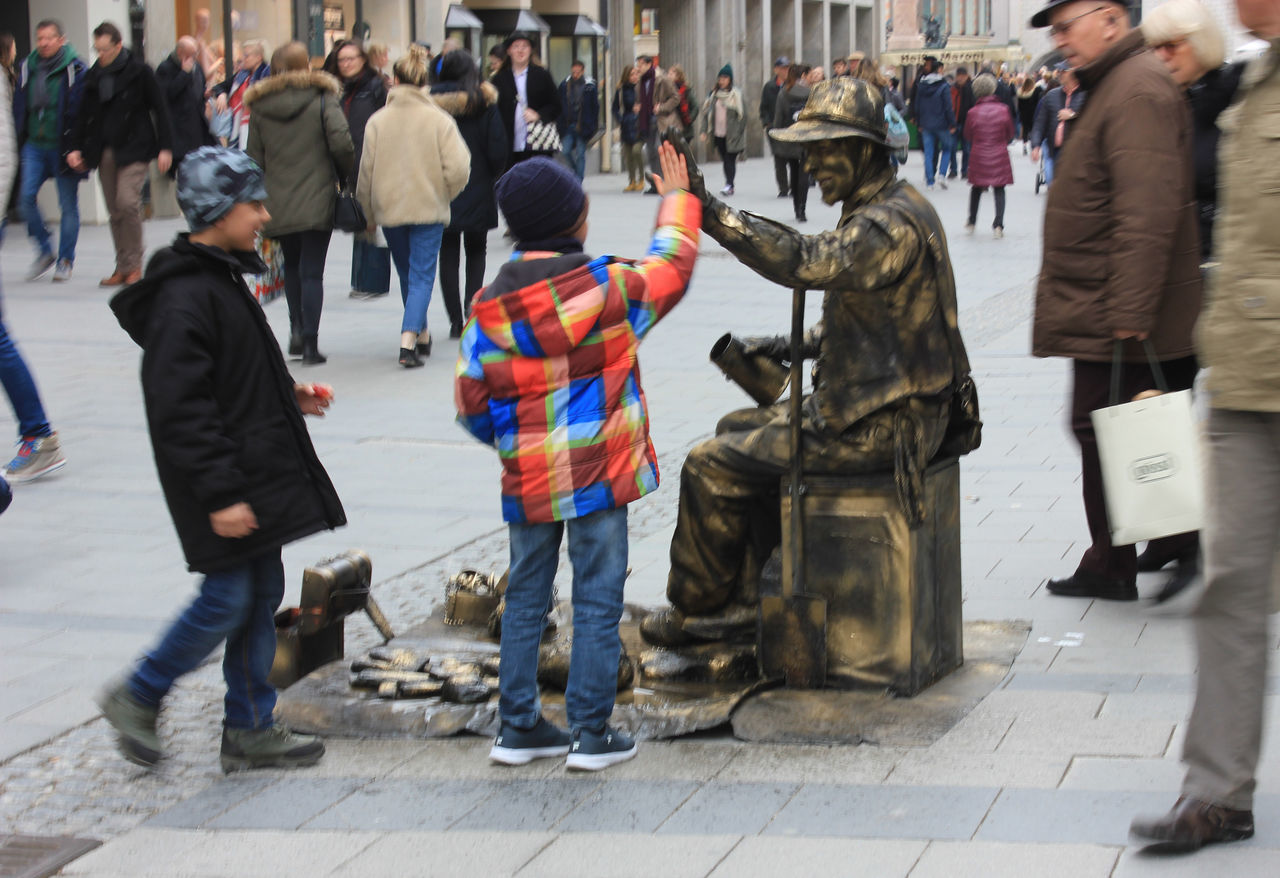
885;103;910;163
678;85;698;128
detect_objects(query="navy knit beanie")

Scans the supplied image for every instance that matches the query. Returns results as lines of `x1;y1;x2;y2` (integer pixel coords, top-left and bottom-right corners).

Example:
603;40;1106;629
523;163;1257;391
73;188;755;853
719;64;733;83
496;157;587;243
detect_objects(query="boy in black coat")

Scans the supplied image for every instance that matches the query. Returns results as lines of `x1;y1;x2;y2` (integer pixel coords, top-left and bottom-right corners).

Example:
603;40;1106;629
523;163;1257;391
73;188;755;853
98;146;346;772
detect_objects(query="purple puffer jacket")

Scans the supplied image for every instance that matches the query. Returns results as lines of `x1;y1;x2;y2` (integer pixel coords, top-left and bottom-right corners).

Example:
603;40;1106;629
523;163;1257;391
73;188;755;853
963;95;1015;188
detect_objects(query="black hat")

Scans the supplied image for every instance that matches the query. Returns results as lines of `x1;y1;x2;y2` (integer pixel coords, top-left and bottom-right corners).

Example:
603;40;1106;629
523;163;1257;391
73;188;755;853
1030;0;1125;28
504;30;536;49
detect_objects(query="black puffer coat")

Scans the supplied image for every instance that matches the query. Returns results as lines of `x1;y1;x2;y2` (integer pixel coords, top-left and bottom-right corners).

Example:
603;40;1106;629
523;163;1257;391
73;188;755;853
340;66;387;170
155;52;216;175
430;80;508;233
110;237;346;573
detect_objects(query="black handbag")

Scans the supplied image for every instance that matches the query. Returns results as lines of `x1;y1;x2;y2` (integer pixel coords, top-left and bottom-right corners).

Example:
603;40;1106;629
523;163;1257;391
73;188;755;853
320;94;367;233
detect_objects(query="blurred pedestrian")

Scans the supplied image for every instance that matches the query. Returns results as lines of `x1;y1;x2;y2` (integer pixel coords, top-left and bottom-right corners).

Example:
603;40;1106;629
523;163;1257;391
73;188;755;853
700;64;745;196
760;56;790;197
245;41;353;365
357;45;470;367
99;145;343;773
214;38;269;150
635;55;677;193
14;18;86;283
669;64;698;142
67;22;174;287
157;37;216;176
772;64;811;221
1028;0;1201;602
1130;0;1280;851
0;35;65;485
328;39;390;302
556;59;598;180
1015;74;1044;153
963;74;1015;238
493;32;560;168
1029;65;1086;187
366;43;392;89
912;60;955;189
950;67;975;178
430;49;508;338
613;65;644;191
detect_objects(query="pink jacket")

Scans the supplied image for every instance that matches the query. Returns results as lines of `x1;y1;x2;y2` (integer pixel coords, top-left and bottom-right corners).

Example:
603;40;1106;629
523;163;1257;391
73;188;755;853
963;96;1015;188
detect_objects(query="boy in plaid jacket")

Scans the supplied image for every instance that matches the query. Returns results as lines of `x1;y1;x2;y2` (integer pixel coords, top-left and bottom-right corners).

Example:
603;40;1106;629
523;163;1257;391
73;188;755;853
456;144;698;770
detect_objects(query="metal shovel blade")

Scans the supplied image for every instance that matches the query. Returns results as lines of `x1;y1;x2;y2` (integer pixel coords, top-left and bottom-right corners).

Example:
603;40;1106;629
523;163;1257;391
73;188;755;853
759;591;827;687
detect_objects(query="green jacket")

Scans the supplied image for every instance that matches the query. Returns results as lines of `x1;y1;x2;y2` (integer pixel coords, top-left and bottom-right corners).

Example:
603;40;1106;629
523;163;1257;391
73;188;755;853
19;45;84;149
1198;39;1280;412
244;70;353;238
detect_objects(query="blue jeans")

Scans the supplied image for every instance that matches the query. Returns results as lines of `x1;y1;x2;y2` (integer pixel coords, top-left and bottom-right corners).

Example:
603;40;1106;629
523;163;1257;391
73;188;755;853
562;131;588;180
129;549;285;729
1044;150;1056;186
920;129;953;186
501;506;629;732
0;237;52;439
20;143;80;263
383;223;444;335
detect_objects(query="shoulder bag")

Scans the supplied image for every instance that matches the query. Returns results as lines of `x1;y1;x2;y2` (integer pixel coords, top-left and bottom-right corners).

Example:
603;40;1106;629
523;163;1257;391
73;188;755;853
320;94;368;233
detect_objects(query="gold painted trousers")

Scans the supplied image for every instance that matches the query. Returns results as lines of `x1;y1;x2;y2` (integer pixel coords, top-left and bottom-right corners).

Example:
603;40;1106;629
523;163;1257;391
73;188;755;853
666;396;949;616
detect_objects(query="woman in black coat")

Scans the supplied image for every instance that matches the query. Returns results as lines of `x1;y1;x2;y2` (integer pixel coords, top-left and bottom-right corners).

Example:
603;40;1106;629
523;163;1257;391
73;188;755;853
491;31;561;167
328;40;391;299
771;65;811;223
430;51;510;337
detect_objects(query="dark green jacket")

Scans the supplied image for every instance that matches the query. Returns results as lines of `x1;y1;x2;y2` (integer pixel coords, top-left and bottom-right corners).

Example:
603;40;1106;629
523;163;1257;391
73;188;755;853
244;70;353;237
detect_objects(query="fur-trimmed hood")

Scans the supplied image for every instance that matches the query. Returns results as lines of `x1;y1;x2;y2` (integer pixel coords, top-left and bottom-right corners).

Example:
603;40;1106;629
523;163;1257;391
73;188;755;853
243;70;341;121
429;81;498;118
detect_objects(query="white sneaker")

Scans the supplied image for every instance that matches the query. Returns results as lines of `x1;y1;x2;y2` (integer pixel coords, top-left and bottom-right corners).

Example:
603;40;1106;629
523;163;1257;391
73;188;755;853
993;227;1004;239
938;179;948;190
2;434;67;483
964;222;975;235
720;184;734;196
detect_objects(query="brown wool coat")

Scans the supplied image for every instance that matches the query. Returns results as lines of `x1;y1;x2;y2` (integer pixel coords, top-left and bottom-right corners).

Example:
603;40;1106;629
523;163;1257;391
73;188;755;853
1032;30;1202;363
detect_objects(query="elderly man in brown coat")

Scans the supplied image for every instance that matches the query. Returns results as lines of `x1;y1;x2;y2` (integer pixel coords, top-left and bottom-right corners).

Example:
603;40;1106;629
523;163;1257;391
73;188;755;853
1029;0;1202;602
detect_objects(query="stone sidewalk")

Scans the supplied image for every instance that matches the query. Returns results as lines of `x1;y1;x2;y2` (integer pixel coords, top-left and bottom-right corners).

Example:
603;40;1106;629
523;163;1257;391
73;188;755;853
1;152;1277;875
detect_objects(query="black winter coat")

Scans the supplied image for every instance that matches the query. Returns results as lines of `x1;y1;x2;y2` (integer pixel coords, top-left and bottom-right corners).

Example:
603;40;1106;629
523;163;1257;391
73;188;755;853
70;49;173;169
155;53;215;175
340;67;387;170
1188;63;1244;260
430;81;509;233
613;83;639;143
110;237;346;573
492;63;560;153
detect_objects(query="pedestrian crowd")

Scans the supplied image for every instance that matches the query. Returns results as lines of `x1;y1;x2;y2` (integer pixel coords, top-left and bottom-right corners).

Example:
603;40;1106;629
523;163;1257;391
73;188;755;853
3;0;1280;858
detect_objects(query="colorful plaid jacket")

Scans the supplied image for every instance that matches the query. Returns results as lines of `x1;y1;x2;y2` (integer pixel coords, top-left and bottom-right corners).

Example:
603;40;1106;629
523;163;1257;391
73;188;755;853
455;192;701;523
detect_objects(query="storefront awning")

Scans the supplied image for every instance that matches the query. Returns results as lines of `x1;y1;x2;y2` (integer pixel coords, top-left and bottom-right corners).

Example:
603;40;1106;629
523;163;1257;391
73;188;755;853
541;14;608;38
881;45;1029;68
470;9;552;37
445;5;484;30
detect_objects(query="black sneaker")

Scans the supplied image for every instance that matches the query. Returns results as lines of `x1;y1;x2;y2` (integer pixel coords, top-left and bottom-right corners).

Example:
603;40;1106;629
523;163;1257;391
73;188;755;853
566;725;637;772
489;716;571;765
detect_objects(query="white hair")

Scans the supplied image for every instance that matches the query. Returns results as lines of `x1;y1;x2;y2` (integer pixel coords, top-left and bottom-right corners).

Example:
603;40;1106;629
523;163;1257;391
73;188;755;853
1143;0;1226;71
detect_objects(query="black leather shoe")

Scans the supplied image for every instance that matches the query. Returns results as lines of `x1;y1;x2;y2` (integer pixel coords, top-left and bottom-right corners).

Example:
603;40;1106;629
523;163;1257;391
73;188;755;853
416;333;432;357
1131;797;1254;852
288;334;303;357
449;321;463;339
1154;561;1199;604
399;347;424;368
1046;570;1137;601
1137;544;1199;573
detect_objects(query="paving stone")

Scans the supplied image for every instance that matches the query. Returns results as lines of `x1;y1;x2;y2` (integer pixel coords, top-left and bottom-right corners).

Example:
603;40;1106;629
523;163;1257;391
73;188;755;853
707;836;928;877
714;744;906;784
556;779;700;833
1097;693;1193;722
521;832;739;878
567;740;742;782
1050;647;1197;676
387;737;563;780
1059;757;1184;792
143;775;281;829
765;784;998;840
656;781;799;835
997;716;1175;758
1112;843;1280;876
203;777;367;830
885;752;1068;789
328;830;555;878
180;829;381;876
1003;672;1142;694
59;828;208;874
977;789;1180;845
302;778;498;831
285;738;429;779
448;779;601;832
910;840;1121;877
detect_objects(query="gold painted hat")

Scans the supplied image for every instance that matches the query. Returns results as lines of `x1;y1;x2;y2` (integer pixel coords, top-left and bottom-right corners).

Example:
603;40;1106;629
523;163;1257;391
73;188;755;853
770;77;889;147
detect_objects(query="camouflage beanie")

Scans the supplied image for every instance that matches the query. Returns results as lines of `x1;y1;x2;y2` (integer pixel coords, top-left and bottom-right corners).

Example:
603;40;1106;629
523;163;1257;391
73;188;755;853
176;146;268;231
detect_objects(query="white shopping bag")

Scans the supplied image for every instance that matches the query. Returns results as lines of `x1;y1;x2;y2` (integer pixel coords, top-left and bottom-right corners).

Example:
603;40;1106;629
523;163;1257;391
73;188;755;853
1092;387;1204;545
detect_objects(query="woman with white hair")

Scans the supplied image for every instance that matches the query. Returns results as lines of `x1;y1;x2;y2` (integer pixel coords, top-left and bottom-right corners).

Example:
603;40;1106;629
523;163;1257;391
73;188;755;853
1144;0;1243;263
1137;0;1241;603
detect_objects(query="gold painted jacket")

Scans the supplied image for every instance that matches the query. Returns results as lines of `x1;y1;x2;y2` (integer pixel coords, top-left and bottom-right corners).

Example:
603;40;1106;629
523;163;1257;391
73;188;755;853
701;169;972;439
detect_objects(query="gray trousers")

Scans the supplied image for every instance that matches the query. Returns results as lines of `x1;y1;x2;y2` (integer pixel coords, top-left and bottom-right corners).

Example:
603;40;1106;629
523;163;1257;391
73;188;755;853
1182;408;1280;810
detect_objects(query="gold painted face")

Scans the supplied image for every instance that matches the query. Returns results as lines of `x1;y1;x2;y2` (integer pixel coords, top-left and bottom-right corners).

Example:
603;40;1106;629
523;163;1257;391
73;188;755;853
803;139;860;205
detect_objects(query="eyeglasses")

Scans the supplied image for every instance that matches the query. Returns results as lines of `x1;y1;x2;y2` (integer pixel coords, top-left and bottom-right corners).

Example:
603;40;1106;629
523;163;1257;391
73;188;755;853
337;54;362;64
1049;6;1108;37
1151;38;1189;53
